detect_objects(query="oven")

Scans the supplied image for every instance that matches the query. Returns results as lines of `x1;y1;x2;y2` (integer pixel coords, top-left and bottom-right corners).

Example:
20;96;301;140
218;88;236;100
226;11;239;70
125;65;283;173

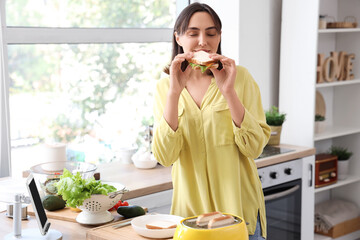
257;153;314;240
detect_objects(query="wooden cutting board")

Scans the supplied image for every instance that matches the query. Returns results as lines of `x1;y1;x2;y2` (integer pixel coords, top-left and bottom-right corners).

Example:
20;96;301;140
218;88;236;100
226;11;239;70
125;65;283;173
28;205;147;223
86;220;172;240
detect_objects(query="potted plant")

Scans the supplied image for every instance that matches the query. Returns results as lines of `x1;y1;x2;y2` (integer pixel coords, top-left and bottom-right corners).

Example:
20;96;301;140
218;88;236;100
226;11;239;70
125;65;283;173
265;106;286;145
329;146;353;180
315;114;326;134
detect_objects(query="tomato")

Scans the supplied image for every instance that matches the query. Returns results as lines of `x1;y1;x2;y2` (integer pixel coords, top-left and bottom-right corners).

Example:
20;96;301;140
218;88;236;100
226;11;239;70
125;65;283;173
108;200;129;210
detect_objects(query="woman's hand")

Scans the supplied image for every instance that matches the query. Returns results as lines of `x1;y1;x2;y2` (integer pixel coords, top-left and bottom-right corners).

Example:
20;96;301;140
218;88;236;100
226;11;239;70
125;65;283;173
209;54;237;98
169;52;194;96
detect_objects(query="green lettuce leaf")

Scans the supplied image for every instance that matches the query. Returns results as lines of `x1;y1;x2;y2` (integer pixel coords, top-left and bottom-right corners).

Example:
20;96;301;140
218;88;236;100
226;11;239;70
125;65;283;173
55;168;116;208
189;62;210;73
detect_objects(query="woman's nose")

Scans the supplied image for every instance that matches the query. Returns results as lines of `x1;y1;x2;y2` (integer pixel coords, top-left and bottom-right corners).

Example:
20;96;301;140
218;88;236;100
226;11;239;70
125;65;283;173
198;33;207;46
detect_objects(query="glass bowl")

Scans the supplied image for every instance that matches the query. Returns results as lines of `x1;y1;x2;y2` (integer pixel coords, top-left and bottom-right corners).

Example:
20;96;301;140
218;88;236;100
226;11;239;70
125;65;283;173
30;161;97;198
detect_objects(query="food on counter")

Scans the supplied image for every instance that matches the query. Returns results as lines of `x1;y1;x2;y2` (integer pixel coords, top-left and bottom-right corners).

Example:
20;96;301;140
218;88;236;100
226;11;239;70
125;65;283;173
117;205;145;219
108;199;129;211
42;195;66;211
70;207;82;212
188;50;219;73
196;211;222;226
146;220;177;229
208;215;235;229
43;178;60;195
55;168;116;208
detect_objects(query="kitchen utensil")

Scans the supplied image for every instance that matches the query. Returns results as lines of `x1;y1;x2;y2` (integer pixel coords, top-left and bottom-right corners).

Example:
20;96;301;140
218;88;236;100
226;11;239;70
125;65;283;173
76;184;127;225
30;161;97;198
131;214;183;239
173;213;248;240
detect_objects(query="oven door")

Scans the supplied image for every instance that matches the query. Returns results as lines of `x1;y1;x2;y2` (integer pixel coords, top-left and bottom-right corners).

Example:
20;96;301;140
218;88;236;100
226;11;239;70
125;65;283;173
264;179;302;240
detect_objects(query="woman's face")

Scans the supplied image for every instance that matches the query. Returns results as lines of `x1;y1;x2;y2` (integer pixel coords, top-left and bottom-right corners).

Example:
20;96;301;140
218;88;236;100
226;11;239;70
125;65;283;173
175;12;221;54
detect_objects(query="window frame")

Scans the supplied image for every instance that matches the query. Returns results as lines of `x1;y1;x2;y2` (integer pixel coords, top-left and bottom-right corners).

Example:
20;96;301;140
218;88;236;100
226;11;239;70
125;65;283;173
0;0;188;177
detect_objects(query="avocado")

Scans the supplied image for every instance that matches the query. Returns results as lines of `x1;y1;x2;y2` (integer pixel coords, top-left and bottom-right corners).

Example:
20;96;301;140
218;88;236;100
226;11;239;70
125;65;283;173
117;205;145;218
42;195;66;211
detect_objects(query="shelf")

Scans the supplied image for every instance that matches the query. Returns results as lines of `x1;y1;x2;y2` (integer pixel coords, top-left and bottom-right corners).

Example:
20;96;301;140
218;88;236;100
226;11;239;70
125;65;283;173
318;28;360;33
314;125;360;141
315;234;332;240
315;174;360;193
316;79;360;88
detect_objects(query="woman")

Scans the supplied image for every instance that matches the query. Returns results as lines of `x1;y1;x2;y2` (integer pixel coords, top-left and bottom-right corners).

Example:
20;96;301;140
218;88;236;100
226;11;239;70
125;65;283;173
152;3;270;239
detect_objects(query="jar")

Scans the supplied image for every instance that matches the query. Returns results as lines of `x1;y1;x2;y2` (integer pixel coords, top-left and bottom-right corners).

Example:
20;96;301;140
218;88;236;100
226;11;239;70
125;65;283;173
319;15;327;29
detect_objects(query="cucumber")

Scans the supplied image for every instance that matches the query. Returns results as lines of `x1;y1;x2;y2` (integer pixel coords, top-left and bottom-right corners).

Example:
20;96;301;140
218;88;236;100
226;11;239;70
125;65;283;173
117;205;145;218
42;195;66;211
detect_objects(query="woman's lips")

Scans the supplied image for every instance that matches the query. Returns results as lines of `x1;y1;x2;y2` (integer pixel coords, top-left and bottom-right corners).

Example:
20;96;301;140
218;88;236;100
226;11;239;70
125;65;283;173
194;49;210;52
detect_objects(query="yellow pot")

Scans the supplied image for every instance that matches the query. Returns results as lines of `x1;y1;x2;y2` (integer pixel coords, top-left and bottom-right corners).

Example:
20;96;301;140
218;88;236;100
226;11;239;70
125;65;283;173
173;213;248;240
267;125;282;145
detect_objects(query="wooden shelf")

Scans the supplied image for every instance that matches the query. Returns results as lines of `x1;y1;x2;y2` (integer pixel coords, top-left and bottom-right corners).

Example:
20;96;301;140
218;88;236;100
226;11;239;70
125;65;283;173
315;230;360;240
318;28;360;33
316;79;360;88
315;174;360;193
314;125;360;141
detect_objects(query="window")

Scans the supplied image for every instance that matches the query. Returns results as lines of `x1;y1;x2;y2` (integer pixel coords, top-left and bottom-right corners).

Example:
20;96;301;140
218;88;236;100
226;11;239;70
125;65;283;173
1;0;188;177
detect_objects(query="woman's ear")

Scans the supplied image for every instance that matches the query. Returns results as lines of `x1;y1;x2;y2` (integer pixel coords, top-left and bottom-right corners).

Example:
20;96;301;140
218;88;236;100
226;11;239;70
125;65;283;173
174;32;182;46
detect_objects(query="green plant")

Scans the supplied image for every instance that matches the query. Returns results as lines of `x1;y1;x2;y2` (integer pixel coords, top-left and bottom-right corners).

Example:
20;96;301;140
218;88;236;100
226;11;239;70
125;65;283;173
315;114;325;121
265;106;286;126
329;146;353;161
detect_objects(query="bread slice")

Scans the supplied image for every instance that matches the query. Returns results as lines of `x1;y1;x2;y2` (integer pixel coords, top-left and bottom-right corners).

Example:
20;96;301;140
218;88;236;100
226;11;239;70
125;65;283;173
189;51;216;65
208;215;235;229
196;211;223;226
145;220;177;229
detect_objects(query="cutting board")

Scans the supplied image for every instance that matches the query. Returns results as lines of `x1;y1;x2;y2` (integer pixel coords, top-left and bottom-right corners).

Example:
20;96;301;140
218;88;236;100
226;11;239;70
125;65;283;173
86;220;172;240
28;205;147;223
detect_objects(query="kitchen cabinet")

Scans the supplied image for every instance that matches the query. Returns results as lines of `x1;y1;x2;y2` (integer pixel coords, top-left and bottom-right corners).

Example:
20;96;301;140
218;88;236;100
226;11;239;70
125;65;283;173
279;0;360;240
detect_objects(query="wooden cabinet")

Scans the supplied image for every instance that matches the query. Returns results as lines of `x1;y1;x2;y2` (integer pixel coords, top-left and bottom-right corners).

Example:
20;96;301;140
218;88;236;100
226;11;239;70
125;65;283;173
280;0;360;239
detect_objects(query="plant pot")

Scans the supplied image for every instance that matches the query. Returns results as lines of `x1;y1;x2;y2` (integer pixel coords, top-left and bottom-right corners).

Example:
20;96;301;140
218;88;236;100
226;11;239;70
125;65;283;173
267;125;282;145
338;160;350;180
315;121;326;134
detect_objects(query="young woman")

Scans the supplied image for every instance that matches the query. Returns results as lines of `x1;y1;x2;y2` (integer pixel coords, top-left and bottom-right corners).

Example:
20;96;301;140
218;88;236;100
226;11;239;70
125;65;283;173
152;3;270;239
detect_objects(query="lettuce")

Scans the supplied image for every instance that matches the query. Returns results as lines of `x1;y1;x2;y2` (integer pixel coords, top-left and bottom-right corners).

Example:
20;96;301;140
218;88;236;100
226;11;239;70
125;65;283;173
189;62;210;73
55;168;116;208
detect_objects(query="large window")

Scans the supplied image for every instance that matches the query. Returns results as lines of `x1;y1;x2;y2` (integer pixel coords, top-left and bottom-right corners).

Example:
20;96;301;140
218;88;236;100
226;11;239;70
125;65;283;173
2;0;187;177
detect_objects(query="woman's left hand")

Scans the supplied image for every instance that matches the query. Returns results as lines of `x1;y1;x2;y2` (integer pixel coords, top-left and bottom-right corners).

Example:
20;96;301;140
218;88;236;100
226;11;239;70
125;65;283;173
209;54;237;97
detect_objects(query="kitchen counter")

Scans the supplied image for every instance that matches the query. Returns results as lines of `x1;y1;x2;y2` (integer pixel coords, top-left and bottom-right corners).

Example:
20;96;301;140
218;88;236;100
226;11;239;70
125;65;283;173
101;144;315;199
0;144;315;239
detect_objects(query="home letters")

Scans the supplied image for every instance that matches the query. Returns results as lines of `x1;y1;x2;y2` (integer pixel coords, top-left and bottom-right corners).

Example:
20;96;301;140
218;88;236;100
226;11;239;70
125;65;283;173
317;51;355;83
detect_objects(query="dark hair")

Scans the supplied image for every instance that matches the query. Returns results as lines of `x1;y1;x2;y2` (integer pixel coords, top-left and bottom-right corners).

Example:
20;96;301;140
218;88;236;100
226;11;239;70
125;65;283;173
163;3;222;75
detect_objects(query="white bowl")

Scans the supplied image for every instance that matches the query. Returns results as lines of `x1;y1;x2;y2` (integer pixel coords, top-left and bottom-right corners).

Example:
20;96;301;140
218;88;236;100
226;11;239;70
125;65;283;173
131;214;183;239
133;158;158;169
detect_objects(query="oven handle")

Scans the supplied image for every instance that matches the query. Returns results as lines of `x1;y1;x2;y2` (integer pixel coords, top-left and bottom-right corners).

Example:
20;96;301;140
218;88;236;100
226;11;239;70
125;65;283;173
264;185;300;202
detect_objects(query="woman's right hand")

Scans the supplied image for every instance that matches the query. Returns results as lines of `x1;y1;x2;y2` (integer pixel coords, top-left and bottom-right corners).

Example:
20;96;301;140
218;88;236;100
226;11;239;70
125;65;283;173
169;52;194;96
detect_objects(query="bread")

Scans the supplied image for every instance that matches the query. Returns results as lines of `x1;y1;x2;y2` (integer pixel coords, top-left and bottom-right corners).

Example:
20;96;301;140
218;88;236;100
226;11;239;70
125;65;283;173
196;211;223;226
208;215;235;229
145;220;177;229
189;51;216;65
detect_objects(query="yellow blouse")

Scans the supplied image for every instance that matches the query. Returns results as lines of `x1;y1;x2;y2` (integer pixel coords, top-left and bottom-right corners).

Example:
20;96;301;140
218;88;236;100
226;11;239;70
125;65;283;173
152;66;270;238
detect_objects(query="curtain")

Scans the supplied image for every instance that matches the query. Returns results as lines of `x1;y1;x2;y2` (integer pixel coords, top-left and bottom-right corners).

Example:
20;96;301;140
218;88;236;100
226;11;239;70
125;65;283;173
0;2;11;177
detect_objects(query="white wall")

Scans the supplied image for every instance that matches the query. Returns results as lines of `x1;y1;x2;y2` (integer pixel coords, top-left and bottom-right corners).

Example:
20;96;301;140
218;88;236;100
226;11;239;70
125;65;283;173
194;0;282;110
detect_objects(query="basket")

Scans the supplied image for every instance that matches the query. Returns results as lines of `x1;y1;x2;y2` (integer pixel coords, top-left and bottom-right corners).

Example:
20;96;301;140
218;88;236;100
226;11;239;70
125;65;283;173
327;16;358;28
76;187;127;225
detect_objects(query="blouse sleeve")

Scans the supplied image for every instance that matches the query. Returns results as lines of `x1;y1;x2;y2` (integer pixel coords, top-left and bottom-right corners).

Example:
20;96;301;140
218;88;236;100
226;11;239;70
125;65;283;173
233;68;271;159
151;79;184;167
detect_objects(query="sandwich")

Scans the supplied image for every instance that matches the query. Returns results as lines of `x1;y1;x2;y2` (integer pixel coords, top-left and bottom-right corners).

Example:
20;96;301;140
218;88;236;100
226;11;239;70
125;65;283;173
207;215;235;229
196;211;223;226
188;51;219;73
145;220;178;229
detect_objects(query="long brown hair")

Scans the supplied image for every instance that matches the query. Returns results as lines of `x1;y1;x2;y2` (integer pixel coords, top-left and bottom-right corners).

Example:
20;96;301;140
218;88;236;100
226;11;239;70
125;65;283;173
163;3;222;75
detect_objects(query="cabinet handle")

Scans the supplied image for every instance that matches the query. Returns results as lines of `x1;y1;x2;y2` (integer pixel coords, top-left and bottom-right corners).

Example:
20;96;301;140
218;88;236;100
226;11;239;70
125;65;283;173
309;164;313;187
